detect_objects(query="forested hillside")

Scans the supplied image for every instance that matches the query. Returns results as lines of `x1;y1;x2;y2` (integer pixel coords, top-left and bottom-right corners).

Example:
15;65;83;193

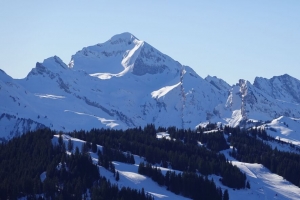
225;126;300;187
71;125;246;189
1;124;300;199
0;129;153;200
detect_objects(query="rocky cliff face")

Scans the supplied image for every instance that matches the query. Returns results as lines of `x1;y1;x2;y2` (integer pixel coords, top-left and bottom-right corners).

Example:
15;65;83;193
220;76;300;127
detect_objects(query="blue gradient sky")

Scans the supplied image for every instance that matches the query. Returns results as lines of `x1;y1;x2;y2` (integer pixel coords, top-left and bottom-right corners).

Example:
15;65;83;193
1;1;299;84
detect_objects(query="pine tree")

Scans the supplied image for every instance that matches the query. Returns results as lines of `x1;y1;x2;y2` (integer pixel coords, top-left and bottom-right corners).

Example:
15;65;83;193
81;142;89;154
109;161;115;174
246;181;250;189
67;139;73;151
130;154;135;164
141;187;146;199
75;147;80;157
116;171;120;181
223;189;229;200
91;141;97;153
58;133;63;146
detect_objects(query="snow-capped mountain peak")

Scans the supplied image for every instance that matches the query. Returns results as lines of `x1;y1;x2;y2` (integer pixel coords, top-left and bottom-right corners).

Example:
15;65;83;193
1;32;300;144
205;75;231;92
254;74;300;104
108;32;140;45
27;56;69;77
71;32;143;75
71;32;182;78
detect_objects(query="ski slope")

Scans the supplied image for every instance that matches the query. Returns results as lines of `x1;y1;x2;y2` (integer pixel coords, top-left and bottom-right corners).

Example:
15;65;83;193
52;134;300;200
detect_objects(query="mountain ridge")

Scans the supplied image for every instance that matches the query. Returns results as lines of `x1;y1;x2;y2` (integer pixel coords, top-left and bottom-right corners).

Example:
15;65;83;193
1;32;300;142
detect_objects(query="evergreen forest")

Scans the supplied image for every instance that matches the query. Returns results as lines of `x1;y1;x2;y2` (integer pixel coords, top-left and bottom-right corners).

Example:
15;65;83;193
1;124;300;199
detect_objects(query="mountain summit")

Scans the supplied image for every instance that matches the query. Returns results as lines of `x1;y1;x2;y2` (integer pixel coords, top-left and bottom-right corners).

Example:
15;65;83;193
71;32;181;78
1;33;300;141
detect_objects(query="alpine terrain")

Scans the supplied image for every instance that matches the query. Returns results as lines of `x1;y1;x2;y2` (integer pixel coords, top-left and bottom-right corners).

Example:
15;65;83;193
1;33;300;200
1;32;300;142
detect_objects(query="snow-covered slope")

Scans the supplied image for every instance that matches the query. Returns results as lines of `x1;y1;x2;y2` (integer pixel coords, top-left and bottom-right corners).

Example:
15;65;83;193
52;134;300;200
52;134;190;200
221;148;300;200
0;33;228;140
205;75;231;92
254;74;300;104
0;113;46;140
72;32;181;77
221;78;300;127
1;32;300;142
260;116;300;146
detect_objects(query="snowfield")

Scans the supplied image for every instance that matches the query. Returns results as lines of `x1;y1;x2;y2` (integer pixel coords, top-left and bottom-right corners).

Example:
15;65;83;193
221;148;300;200
262;116;300;146
151;82;181;99
35;94;66;99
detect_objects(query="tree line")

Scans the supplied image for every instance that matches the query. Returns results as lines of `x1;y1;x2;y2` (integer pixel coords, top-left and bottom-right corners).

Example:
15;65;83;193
225;126;300;187
138;162;229;200
0;129;153;200
70;124;247;189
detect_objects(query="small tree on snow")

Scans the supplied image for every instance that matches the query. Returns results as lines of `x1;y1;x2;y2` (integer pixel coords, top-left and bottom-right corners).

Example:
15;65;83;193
116;171;120;181
246;181;250;189
223;189;229;200
91;141;97;153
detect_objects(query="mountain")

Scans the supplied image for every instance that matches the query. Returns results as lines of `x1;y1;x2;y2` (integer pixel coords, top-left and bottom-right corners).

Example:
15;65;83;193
221;78;300;127
1;32;300;142
254;74;300;104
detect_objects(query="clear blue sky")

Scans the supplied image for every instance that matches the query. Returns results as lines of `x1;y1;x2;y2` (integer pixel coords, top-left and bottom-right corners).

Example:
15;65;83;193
1;1;299;85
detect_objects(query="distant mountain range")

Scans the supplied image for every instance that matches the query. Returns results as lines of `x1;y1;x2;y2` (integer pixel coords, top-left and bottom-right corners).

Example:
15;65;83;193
1;32;300;141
